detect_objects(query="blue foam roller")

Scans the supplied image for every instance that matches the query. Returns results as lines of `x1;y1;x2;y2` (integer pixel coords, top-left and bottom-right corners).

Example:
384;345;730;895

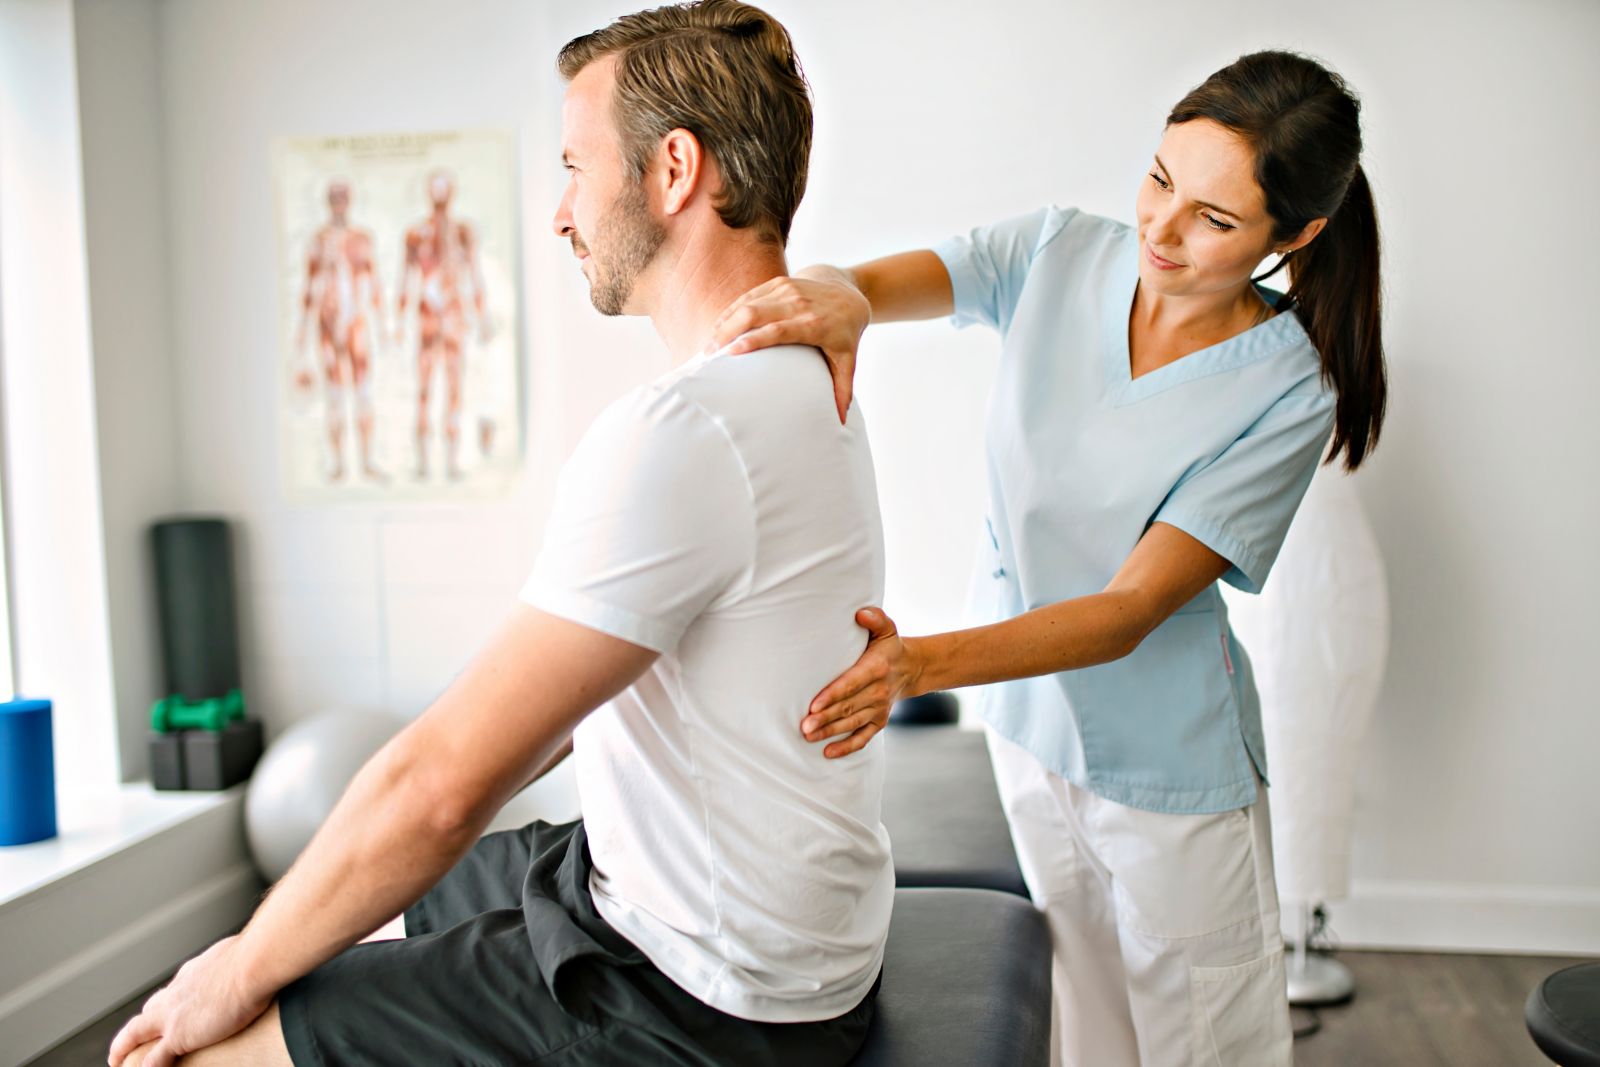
0;698;57;846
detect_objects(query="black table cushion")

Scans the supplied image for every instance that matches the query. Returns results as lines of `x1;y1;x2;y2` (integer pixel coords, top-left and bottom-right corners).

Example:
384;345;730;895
851;888;1051;1067
880;726;1029;898
1528;962;1600;1066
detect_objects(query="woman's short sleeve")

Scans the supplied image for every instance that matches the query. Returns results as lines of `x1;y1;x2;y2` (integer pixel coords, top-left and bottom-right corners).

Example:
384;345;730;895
932;206;1072;334
1152;385;1336;594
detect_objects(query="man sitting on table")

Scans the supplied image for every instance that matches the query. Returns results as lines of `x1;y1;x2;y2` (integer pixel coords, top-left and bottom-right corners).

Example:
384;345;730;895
110;3;891;1065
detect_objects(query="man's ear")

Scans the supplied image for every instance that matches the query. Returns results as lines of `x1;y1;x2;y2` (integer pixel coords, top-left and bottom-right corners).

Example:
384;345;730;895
657;128;704;218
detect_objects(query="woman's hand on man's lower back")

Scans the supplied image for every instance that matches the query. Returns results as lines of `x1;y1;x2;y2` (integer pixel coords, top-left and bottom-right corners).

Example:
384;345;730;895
802;607;919;758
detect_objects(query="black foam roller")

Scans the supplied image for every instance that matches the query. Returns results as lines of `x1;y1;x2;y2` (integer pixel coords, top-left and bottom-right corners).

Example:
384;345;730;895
889;691;961;726
152;518;241;701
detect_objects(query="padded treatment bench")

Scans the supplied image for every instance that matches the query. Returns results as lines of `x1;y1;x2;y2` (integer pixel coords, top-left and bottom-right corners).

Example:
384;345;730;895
850;887;1052;1067
879;725;1029;898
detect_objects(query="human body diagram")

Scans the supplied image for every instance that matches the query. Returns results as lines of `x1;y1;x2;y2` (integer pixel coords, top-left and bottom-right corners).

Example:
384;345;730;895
393;171;493;482
293;181;388;483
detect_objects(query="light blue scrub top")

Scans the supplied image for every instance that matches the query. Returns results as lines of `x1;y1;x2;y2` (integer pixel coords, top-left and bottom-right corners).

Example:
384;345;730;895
935;205;1336;814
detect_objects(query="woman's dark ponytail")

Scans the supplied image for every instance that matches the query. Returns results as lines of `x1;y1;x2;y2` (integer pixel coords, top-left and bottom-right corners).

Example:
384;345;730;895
1284;163;1385;468
1170;51;1387;470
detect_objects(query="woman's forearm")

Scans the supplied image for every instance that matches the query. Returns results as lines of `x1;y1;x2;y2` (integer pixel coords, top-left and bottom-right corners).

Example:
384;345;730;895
909;589;1151;696
800;250;954;325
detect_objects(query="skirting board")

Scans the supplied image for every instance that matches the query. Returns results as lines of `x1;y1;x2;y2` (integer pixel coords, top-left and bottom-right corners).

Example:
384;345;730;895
1286;879;1600;957
0;860;262;1067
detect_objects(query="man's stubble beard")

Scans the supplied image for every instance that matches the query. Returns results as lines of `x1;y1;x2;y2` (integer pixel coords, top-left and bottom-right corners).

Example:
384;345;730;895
586;181;667;317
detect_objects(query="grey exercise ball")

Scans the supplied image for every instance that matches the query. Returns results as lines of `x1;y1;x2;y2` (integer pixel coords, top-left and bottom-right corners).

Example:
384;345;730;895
245;710;406;882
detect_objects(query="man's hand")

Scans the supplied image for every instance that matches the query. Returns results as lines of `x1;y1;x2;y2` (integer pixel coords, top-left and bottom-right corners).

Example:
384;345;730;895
107;935;272;1067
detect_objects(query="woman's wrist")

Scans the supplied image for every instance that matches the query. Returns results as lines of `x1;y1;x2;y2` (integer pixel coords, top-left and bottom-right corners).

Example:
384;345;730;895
796;263;870;319
901;635;933;698
795;262;852;288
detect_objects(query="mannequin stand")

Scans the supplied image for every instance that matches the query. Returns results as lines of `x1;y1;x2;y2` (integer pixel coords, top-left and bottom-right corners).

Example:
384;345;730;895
1287;901;1355;1006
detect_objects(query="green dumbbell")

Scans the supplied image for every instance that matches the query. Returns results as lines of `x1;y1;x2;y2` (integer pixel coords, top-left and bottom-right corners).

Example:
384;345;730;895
150;688;246;733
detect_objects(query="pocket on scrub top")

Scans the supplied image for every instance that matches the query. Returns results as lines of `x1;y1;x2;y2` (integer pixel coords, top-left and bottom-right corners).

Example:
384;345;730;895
1188;950;1292;1066
968;516;1009;621
983;516;1006;581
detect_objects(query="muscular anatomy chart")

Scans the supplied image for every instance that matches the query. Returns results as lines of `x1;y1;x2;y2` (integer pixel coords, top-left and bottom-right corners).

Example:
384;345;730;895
294;180;387;484
275;130;520;502
396;171;492;481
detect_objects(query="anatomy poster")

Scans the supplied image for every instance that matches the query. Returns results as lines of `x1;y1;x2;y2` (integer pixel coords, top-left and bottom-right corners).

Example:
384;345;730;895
274;129;521;502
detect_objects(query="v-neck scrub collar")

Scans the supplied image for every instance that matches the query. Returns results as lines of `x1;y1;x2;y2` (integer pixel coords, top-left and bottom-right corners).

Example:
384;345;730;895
1100;229;1313;406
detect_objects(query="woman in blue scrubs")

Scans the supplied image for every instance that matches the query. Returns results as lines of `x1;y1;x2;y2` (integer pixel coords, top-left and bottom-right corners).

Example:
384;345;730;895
710;51;1387;1066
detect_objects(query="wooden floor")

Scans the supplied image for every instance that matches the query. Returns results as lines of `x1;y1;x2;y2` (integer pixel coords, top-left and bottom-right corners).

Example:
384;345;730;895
27;950;1592;1065
1293;951;1589;1066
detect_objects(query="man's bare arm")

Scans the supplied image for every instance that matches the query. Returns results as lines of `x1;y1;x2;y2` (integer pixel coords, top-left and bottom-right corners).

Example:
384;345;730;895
230;605;656;997
516;736;574;794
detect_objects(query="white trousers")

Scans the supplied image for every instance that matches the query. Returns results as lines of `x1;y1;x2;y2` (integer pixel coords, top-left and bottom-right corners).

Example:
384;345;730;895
985;727;1293;1067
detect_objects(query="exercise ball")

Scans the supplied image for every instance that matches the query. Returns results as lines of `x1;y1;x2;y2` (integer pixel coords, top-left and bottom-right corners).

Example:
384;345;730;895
245;710;406;882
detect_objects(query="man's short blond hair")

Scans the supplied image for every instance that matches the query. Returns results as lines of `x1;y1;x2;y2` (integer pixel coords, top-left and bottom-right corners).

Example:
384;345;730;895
558;0;812;245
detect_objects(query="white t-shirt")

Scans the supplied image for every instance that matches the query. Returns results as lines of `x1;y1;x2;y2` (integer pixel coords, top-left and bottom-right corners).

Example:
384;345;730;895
520;344;893;1023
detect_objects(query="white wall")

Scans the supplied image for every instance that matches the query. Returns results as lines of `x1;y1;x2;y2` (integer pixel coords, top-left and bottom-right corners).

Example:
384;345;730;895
138;0;1599;950
74;0;187;787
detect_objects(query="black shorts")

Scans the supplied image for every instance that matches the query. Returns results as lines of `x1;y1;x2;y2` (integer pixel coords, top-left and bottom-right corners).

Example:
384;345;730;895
277;819;878;1066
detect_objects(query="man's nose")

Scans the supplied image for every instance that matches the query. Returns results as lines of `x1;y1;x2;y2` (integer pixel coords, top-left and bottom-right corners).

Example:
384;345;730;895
552;184;576;238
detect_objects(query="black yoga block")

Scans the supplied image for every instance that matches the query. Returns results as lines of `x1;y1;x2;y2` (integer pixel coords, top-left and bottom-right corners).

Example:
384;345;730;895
151;518;242;702
149;731;186;791
181;719;263;791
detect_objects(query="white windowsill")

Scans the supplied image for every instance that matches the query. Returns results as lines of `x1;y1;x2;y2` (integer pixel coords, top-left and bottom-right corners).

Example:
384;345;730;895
0;780;247;910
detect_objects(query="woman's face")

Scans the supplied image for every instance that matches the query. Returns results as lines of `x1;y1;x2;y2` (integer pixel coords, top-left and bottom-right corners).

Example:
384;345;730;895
1134;118;1283;300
